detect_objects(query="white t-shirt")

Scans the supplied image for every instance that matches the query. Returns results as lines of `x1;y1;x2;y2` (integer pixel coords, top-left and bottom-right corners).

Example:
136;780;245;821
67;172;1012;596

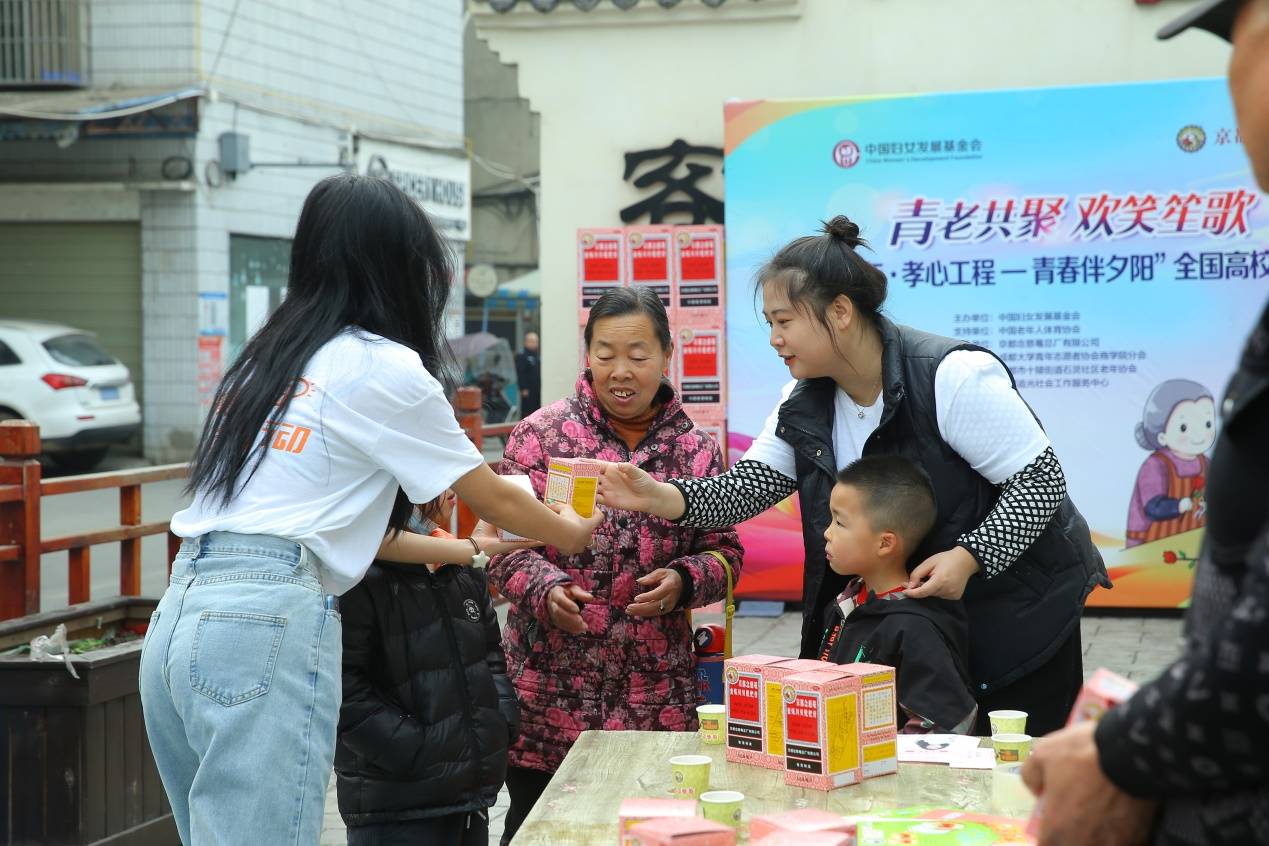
742;350;1049;485
170;330;485;595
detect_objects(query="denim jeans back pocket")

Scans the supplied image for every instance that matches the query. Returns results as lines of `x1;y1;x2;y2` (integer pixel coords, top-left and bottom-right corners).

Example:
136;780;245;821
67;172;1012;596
190;611;287;706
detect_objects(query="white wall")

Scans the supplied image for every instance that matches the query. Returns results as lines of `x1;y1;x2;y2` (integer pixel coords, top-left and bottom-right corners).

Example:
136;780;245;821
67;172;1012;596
140;189;201;459
90;0;198;87
142;100;349;461
472;0;1233;404
87;0;464;139
201;0;464;139
195;100;348;240
466;22;540;276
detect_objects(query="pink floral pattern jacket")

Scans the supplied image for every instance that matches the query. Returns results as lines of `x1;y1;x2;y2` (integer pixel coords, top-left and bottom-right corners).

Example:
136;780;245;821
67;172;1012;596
489;372;744;774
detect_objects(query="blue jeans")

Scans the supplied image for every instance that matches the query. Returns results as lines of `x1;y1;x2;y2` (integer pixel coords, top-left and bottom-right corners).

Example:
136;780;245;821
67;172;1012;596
139;532;342;845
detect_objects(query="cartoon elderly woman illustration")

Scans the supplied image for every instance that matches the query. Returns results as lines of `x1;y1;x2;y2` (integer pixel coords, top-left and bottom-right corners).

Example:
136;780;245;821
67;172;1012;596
1125;379;1215;548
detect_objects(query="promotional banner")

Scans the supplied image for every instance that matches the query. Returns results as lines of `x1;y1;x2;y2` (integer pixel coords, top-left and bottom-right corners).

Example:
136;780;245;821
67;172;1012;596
723;78;1268;607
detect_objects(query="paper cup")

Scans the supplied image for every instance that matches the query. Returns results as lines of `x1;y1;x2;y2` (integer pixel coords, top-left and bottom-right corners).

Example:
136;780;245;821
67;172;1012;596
992;733;1033;765
988;709;1028;736
699;790;744;828
696;704;725;745
991;762;1036;816
669;755;711;798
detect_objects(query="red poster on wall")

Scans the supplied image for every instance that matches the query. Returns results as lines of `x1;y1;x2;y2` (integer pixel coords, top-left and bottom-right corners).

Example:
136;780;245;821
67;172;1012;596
577;228;625;320
625;226;675;316
197;335;223;411
674;226;725;328
678;327;725;412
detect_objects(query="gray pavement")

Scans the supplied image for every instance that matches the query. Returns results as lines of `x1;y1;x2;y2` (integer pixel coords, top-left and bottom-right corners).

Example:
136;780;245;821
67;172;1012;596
320;606;1185;845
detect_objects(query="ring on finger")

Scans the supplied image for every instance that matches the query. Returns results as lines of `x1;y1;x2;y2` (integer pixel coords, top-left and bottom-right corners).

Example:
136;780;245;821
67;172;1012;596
658;598;665;613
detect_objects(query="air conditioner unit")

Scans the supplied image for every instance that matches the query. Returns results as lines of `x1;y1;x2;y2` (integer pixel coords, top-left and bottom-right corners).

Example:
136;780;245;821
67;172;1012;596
0;0;89;89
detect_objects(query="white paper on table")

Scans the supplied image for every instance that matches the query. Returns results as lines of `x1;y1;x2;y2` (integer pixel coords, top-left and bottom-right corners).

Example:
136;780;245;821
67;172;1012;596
896;734;983;764
948;747;997;769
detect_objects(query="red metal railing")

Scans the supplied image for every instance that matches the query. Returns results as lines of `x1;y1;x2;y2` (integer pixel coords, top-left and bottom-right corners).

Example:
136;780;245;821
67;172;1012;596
0;387;515;622
0;420;186;621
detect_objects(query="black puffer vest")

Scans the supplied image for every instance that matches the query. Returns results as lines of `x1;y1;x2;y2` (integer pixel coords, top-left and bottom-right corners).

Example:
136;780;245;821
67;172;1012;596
777;316;1110;694
334;564;517;825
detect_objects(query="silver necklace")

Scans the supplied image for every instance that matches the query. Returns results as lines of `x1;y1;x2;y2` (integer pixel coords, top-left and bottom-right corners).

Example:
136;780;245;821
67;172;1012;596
846;373;882;419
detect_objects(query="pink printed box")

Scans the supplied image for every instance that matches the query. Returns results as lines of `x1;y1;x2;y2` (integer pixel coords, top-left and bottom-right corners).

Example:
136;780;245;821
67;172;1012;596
628;817;736;846
749;808;854;839
841;662;898;778
753;833;852;846
781;667;863;790
723;655;787;765
755;659;830;770
618;798;698;846
1067;667;1138;726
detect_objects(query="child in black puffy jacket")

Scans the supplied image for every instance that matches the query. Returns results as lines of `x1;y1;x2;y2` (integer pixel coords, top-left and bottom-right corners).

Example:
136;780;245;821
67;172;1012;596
335;491;528;846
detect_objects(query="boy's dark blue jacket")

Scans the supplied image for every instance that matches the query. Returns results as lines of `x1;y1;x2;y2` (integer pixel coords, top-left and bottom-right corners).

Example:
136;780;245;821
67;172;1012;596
335;562;518;825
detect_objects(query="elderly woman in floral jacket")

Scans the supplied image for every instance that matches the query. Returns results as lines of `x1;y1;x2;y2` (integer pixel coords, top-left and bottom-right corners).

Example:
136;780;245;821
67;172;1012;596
489;288;743;845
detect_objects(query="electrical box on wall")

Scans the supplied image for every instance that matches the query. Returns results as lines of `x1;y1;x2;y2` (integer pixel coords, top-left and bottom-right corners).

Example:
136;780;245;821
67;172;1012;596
219;132;251;177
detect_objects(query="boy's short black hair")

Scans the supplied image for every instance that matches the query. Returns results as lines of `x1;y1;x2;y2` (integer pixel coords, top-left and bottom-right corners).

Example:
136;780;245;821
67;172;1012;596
835;455;938;552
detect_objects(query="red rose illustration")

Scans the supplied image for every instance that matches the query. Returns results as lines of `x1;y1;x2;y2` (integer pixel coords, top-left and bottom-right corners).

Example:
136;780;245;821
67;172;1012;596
1163;551;1179;564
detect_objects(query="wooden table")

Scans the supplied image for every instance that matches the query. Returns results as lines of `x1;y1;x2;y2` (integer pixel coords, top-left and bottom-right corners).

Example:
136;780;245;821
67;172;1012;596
512;731;1036;844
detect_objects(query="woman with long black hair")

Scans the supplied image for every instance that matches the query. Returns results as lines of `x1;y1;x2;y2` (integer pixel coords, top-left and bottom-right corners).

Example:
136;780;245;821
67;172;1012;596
138;174;600;845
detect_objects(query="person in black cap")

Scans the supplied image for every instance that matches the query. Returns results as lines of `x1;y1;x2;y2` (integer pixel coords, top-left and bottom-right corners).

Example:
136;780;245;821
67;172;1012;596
1022;2;1269;844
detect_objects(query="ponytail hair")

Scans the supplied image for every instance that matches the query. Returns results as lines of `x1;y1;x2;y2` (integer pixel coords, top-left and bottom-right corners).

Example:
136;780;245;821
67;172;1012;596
755;215;887;334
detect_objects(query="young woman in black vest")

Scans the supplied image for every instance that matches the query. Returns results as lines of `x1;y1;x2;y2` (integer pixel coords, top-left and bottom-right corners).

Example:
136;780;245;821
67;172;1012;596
601;216;1109;736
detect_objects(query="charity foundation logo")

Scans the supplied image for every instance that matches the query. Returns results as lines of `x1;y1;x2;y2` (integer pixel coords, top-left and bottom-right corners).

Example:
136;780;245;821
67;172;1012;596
832;140;861;168
1177;125;1206;153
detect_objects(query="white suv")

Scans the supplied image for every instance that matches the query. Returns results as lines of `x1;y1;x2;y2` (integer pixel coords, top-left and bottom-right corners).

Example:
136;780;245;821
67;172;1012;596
0;320;142;472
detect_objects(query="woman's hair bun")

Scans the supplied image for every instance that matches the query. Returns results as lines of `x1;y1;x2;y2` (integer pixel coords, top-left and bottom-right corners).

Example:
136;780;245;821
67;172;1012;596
822;215;862;247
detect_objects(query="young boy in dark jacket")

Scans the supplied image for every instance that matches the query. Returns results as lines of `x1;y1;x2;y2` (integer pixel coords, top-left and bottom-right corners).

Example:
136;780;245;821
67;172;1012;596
818;456;978;734
335;492;522;846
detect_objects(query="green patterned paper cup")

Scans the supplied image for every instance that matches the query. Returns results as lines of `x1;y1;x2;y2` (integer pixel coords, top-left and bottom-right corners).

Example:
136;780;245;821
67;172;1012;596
991;733;1033;765
699;790;744;828
697;704;725;745
669;754;711;799
988;709;1028;736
